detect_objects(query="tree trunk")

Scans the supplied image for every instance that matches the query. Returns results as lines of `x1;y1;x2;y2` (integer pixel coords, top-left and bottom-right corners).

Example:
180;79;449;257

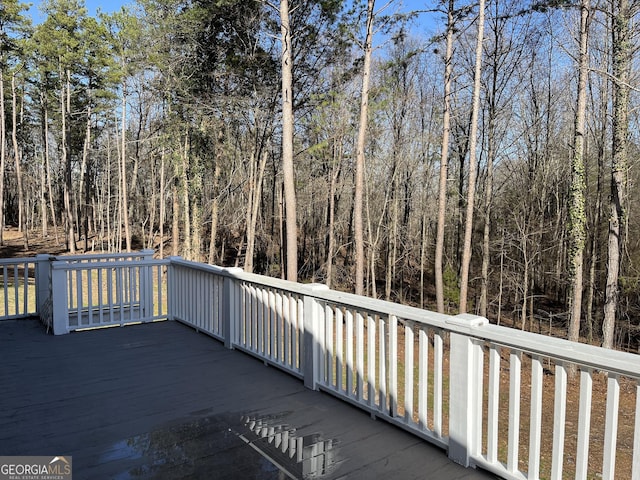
278;182;285;278
147;164;156;250
40;153;47;237
61;68;76;253
11;74;28;250
104;135;112;250
603;0;630;349
192;200;201;262
0;66;5;247
435;0;455;313
459;0;485;313
521;233;528;331
172;181;180;256
479;5;508;319
420;214;427;309
120;83;131;251
354;0;375;296
245;149;268;273
586;181;600;343
181;134;191;260
568;0;590;345
385;191;398;301
209;128;223;265
209;161;220;265
42;98;59;245
497;228;505;325
280;0;298;281
78;105;92;251
326;144;341;288
586;75;607;343
159;147;165;258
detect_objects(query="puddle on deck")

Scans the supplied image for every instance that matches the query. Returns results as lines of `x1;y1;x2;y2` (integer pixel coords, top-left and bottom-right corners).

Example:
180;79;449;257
102;411;338;479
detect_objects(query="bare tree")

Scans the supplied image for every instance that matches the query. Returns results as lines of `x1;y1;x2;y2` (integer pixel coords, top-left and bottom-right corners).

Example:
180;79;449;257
0;66;5;246
435;0;455;313
354;0;376;296
245;149;269;273
459;0;485;313
603;0;631;349
279;0;298;281
568;0;590;345
11;72;28;249
479;1;527;318
119;78;132;252
61;67;76;252
41;92;60;245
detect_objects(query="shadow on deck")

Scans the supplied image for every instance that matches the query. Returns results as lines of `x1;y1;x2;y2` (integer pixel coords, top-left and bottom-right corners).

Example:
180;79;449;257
0;319;496;479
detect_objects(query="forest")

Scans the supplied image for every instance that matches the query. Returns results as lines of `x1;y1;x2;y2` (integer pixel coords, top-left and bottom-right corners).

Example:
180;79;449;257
0;0;639;352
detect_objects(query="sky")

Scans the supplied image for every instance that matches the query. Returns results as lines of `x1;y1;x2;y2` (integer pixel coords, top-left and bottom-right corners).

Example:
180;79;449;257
28;0;132;23
83;0;131;15
25;0;440;39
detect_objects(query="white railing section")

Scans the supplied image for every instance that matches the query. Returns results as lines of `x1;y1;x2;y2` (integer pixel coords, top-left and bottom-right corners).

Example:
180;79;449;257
236;278;305;377
168;258;307;378
2;252;639;480
0;257;40;319
167;260;639;480
49;256;169;333
168;259;228;341
304;291;452;450
472;326;640;480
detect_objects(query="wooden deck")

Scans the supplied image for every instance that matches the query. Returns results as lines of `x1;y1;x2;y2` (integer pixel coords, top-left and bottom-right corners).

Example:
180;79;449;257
0;319;496;479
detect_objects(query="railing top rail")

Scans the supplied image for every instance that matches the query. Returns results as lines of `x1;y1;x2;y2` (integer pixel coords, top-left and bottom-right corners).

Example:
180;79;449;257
51;258;169;270
0;257;39;266
312;287;453;323
479;323;640;379
170;258;455;326
53;250;155;262
170;257;313;296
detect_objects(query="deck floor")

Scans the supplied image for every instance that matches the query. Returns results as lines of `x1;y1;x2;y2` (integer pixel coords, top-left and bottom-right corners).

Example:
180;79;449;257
0;319;496;479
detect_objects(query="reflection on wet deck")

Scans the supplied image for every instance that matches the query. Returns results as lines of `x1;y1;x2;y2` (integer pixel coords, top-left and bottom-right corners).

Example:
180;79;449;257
0;320;495;479
240;414;336;478
99;412;337;479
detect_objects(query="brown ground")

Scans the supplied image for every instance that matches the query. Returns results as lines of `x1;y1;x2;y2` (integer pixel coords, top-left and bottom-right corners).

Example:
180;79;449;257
2;226;637;479
1;227;72;257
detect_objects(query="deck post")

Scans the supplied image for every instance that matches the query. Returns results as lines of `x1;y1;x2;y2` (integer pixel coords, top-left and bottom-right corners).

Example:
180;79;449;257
35;254;52;314
166;257;182;321
140;250;154;260
223;267;243;349
140;250;155;321
302;284;329;391
51;263;69;335
446;313;488;467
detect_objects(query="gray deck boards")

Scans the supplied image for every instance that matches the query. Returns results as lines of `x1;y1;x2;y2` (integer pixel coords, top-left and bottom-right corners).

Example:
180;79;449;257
0;319;496;479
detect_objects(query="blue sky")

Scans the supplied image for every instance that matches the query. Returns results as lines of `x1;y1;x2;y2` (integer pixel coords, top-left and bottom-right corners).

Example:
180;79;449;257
28;0;131;23
26;0;440;38
84;0;131;15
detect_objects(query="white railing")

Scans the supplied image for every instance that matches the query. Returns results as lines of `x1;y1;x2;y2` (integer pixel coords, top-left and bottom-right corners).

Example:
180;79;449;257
47;252;169;333
165;258;640;480
0;257;41;319
474;324;640;480
168;258;308;378
1;252;638;480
